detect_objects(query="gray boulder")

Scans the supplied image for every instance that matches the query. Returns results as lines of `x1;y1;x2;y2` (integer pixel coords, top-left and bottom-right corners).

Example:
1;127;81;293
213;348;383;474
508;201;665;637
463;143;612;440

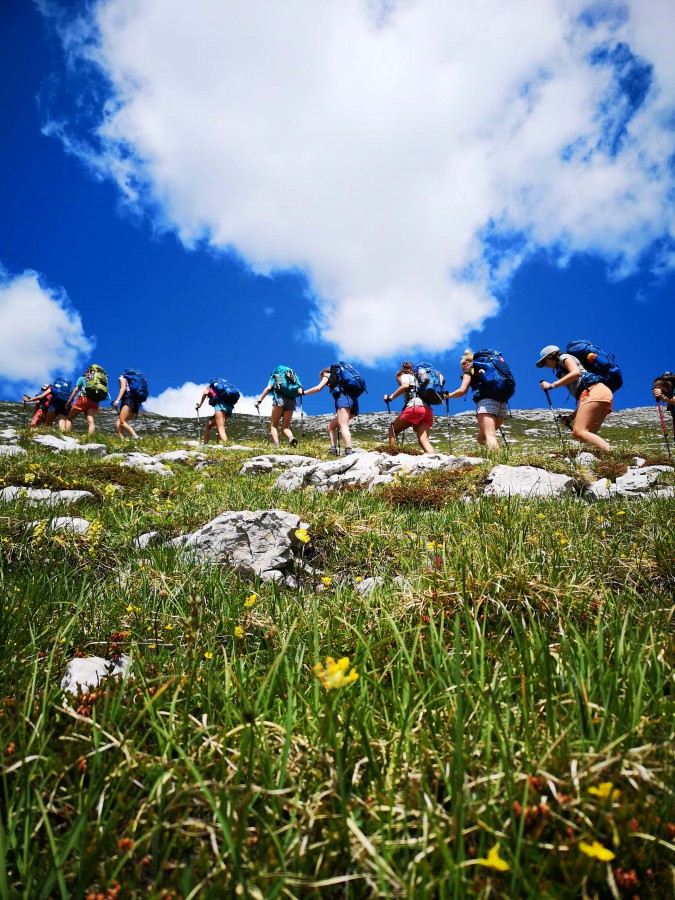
27;517;91;535
0;445;27;457
168;509;309;582
133;530;161;550
483;465;575;498
77;443;108;457
61;655;131;695
0;487;93;506
240;454;316;475
121;453;174;476
32;434;79;452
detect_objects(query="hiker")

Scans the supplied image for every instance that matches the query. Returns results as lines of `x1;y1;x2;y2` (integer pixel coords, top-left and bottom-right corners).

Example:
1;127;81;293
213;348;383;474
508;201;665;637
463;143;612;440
536;345;612;451
112;369;148;439
64;365;108;434
255;365;301;448
301;362;366;456
196;378;240;444
444;349;512;452
383;361;435;453
23;385;51;428
652;373;675;438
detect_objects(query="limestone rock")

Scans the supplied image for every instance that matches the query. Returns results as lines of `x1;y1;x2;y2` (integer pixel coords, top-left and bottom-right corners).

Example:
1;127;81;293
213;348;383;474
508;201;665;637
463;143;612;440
121;453;174;476
77;443;108;457
168;509;308;582
28;517;91;535
0;445;27;457
32;434;79;452
61;655;131;695
483;465;575;498
240;454;316;475
0;487;93;506
133;531;161;550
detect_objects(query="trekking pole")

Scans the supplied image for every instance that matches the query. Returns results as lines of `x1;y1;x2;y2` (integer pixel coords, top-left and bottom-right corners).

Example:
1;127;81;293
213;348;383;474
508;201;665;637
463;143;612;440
141;408;149;432
23;400;28;429
299;395;305;439
445;398;453;454
385;399;395;444
336;430;341;457
541;382;566;451
254;403;266;441
499;426;509;449
656;402;673;459
196;406;201;444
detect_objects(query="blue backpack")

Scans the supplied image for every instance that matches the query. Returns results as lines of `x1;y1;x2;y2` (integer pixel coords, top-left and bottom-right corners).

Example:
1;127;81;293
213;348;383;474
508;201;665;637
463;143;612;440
471;349;516;403
565;340;623;393
413;362;446;405
123;369;149;402
51;377;72;402
329;362;366;398
271;365;302;399
208;378;240;408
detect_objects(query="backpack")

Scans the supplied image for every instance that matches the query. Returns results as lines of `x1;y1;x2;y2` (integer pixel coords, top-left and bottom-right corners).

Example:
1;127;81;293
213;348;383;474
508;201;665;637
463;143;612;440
51;377;72;402
470;349;516;402
208;378;240;407
565;340;623;393
271;365;302;399
329;362;366;398
84;365;108;402
123;369;149;402
412;362;446;405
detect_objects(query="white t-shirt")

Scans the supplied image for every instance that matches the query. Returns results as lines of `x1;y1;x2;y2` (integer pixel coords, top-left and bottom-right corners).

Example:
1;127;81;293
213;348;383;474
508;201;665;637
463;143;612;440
400;373;430;409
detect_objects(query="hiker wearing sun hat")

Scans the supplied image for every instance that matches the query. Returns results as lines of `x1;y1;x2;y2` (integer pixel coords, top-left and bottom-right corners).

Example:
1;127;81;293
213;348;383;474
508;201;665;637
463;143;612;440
537;344;612;451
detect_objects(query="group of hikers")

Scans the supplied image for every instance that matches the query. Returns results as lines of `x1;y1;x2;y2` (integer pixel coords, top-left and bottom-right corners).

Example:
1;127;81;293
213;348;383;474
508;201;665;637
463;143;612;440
21;343;675;456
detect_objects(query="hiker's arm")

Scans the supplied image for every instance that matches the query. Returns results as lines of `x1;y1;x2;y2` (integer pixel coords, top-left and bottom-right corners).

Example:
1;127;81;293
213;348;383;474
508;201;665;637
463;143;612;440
653;387;674;407
65;387;78;406
195;389;209;410
444;373;471;400
23;390;45;403
256;385;272;405
384;385;406;403
301;376;329;396
541;357;579;392
112;376;126;407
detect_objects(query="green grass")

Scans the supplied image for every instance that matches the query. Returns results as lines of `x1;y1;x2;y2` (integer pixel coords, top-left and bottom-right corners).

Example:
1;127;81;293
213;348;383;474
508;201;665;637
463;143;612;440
0;418;673;899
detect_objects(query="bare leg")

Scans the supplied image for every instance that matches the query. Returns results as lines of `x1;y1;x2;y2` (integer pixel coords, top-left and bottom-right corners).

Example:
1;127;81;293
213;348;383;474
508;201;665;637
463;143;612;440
204;417;213;443
64;409;78;433
413;423;434;454
572;402;611;451
281;408;295;444
85;412;97;435
116;405;138;438
214;409;228;443
270;406;283;446
336;407;353;448
388;416;411;449
327;417;339;447
477;414;505;452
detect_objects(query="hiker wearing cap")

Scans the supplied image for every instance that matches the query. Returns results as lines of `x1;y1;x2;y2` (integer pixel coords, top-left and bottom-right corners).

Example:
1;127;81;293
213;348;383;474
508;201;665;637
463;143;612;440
443;350;507;452
301;365;363;456
22;385;52;429
255;366;301;448
383;361;435;453
536;345;612;451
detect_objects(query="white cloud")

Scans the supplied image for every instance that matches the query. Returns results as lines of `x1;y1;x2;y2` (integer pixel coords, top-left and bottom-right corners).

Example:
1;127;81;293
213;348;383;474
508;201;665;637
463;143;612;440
47;0;675;361
0;266;93;393
145;381;272;418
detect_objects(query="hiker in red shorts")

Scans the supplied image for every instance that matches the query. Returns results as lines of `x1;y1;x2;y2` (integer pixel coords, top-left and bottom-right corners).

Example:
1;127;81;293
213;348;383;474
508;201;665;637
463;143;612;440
383;361;435;454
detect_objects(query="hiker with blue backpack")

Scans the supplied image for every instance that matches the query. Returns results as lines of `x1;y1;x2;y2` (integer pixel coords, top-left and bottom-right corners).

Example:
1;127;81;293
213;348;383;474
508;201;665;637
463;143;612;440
536;342;618;452
301;362;366;456
383;361;444;453
254;365;301;448
196;378;241;444
112;369;148;439
444;349;516;452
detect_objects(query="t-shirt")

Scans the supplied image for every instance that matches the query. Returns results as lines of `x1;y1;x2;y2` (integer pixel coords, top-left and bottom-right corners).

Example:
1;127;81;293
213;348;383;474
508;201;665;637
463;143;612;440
400;373;430;409
555;354;589;401
76;376;87;396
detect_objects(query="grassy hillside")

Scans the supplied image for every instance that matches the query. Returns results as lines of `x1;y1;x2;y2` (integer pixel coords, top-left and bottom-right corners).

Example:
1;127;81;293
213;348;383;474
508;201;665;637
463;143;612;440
0;402;673;898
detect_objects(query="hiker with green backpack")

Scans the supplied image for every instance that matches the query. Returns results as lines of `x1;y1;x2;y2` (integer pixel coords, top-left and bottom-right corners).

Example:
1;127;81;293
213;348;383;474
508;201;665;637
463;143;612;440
64;365;108;434
112;369;148;439
254;365;301;448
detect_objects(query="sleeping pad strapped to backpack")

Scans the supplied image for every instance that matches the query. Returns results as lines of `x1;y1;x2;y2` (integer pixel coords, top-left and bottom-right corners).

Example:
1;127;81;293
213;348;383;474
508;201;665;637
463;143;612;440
329;362;366;398
271;365;302;399
208;378;241;408
84;365;108;402
470;350;516;403
123;369;149;402
413;362;446;405
565;340;623;393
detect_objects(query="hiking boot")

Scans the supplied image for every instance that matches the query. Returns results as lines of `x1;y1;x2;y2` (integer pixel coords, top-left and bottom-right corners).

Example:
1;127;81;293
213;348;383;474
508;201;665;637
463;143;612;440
290;438;298;447
344;447;355;455
328;446;338;456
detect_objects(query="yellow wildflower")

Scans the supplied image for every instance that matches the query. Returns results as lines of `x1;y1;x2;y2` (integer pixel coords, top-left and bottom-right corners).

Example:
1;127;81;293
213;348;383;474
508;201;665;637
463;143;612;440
295;528;310;544
588;782;620;801
579;840;615;862
234;626;244;639
476;845;510;872
426;541;436;551
616;510;625;516
244;594;257;608
321;576;333;587
204;651;213;659
313;656;359;690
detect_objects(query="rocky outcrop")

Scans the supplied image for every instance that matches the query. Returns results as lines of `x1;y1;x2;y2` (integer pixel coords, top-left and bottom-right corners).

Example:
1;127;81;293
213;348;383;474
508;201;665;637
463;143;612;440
0;445;27;457
28;517;91;535
61;655;131;694
483;465;576;498
168;509;310;585
0;487;94;506
588;466;675;500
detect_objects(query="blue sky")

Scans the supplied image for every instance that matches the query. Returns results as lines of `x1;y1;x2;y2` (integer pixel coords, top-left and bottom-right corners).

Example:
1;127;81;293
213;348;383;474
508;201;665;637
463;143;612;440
1;0;674;417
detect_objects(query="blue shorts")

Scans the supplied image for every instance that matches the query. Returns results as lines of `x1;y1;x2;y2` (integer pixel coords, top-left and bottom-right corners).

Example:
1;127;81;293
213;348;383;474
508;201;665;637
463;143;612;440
210;403;233;416
120;395;141;415
335;393;359;415
48;397;69;416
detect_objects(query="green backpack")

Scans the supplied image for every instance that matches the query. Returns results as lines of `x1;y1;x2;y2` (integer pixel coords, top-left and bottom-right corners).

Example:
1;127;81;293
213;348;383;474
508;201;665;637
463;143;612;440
84;365;108;402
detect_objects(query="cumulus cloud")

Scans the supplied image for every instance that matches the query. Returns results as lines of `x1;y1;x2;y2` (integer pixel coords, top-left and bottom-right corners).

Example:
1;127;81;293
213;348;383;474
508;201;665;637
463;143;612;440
45;0;675;361
0;266;93;393
145;382;271;418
